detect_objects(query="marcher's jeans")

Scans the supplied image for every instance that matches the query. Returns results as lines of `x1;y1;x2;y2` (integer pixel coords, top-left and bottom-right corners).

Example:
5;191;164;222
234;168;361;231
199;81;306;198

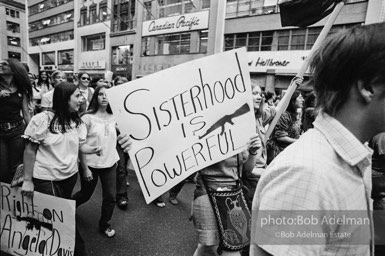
73;164;117;231
116;144;128;201
0;124;25;183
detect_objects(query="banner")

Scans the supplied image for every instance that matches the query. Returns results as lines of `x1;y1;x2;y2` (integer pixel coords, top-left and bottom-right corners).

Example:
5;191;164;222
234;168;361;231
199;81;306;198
106;48;256;204
0;183;75;256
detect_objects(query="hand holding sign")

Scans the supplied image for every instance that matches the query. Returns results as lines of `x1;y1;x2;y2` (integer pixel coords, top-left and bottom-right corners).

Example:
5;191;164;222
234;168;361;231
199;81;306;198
21;179;34;198
118;133;133;153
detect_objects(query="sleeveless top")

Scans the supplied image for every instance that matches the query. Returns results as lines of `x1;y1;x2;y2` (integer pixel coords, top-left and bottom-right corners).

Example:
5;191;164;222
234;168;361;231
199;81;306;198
0;90;23;122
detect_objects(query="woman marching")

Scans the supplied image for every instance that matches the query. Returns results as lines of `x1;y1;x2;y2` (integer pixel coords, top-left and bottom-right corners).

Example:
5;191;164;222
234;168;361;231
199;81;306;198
0;59;32;183
21;82;102;255
72;84;120;238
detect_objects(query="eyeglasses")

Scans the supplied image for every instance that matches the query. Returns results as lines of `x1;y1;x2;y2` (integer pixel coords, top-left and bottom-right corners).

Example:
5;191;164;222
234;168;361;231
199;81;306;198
81;77;90;81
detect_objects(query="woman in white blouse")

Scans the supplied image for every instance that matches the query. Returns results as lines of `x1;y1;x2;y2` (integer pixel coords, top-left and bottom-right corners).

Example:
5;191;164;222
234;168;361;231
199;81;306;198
72;84;120;238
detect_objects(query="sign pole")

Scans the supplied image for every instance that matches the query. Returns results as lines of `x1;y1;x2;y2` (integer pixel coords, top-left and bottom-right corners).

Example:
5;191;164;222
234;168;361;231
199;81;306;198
264;1;346;143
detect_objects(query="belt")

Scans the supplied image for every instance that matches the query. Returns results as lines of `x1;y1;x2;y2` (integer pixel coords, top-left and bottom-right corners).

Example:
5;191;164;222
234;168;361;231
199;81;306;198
0;119;24;131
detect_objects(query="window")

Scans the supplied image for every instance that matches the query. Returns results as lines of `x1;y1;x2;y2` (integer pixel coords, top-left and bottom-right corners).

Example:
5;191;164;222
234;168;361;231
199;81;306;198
306;27;322;50
29;0;74;15
201;0;210;9
28;11;74;32
113;0;136;32
156;33;190;55
260;31;273;51
112;45;133;65
8;37;20;47
42;52;55;65
80;8;87;26
248;32;260;51
8;52;21;61
58;49;74;65
6;8;20;18
159;0;182;18
199;30;208;53
291;29;306;50
277;30;290;51
7;22;20;33
99;3;108;22
82;33;105;51
30;30;74;46
224;31;274;52
90;5;97;24
235;33;247;49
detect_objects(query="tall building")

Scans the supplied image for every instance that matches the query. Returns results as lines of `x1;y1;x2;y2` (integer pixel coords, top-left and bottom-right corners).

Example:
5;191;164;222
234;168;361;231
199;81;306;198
27;0;75;76
25;0;384;92
0;0;27;63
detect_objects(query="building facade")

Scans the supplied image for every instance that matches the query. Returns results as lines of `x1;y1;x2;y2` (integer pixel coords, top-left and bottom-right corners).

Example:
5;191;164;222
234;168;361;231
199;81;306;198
27;0;75;76
25;0;384;92
0;0;27;63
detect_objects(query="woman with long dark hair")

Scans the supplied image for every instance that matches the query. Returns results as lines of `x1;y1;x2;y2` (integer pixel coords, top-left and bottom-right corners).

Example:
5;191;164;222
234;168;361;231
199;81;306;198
21;82;102;256
72;84;120;237
267;90;304;164
0;59;32;183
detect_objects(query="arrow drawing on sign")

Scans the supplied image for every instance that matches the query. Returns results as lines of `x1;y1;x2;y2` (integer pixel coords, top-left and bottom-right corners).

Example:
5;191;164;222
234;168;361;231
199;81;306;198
198;103;251;139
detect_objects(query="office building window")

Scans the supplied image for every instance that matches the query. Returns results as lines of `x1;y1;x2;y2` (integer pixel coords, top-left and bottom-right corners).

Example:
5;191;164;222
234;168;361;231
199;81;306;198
291;29;306;50
199;30;208;53
29;11;74;32
7;22;20;33
29;0;74;15
100;3;108;22
224;31;274;51
42;52;55;65
30;30;74;46
8;52;21;61
80;8;87;26
6;8;20;18
143;1;152;21
112;45;133;65
159;0;183;18
82;33;105;51
8;37;20;47
113;0;136;32
90;5;97;24
58;49;74;65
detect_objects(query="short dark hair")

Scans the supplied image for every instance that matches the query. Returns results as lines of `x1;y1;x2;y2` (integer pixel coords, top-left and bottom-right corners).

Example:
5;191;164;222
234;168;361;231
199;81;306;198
310;22;385;116
265;91;275;101
51;82;82;133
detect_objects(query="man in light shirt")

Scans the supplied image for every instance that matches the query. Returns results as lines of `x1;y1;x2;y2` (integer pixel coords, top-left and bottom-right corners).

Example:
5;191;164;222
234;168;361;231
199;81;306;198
250;22;385;256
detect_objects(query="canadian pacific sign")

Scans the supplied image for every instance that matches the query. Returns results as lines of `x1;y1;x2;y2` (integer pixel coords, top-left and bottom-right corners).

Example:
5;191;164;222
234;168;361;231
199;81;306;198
142;10;209;36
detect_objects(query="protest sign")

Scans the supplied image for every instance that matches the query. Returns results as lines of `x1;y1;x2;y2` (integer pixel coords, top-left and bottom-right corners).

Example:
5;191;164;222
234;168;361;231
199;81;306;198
106;48;256;204
0;183;75;256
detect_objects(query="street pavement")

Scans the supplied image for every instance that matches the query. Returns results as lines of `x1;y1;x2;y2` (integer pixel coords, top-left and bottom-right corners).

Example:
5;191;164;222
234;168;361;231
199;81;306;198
75;170;198;256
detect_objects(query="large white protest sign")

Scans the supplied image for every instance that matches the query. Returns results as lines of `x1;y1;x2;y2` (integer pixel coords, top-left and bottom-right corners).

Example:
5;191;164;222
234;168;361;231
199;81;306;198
106;48;256;204
0;183;75;256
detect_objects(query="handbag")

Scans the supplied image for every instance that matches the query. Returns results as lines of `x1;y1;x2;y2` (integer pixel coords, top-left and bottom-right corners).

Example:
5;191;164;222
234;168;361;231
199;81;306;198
201;155;252;254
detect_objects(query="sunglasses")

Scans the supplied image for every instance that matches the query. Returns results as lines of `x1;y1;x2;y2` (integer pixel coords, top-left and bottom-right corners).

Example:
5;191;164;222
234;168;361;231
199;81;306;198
81;77;90;81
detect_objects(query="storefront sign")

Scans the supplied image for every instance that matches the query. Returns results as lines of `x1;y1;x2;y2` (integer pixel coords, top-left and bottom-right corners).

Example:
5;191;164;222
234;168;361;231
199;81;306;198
106;48;255;204
112;65;128;73
142;10;209;36
79;60;106;70
247;50;310;73
57;64;74;71
138;63;174;75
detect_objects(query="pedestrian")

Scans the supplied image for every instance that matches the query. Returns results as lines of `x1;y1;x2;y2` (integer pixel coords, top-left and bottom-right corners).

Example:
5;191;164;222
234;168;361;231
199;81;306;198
250;22;385;256
77;72;94;114
21;82;102;256
113;76;130;209
90;76;108;89
72;84;120;238
266;88;303;164
192;134;261;256
369;132;385;255
40;70;66;111
0;59;32;183
262;91;276;129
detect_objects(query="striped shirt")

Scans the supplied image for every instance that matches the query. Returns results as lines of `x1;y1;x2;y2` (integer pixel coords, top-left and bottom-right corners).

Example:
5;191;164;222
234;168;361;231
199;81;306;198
250;112;373;256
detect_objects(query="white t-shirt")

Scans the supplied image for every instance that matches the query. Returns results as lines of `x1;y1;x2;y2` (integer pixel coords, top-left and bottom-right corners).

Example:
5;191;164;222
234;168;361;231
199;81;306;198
23;111;87;181
40;90;54;109
82;114;119;168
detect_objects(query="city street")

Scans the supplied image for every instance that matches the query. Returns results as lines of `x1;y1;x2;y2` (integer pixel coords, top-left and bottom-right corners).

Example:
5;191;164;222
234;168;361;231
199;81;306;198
76;170;197;256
